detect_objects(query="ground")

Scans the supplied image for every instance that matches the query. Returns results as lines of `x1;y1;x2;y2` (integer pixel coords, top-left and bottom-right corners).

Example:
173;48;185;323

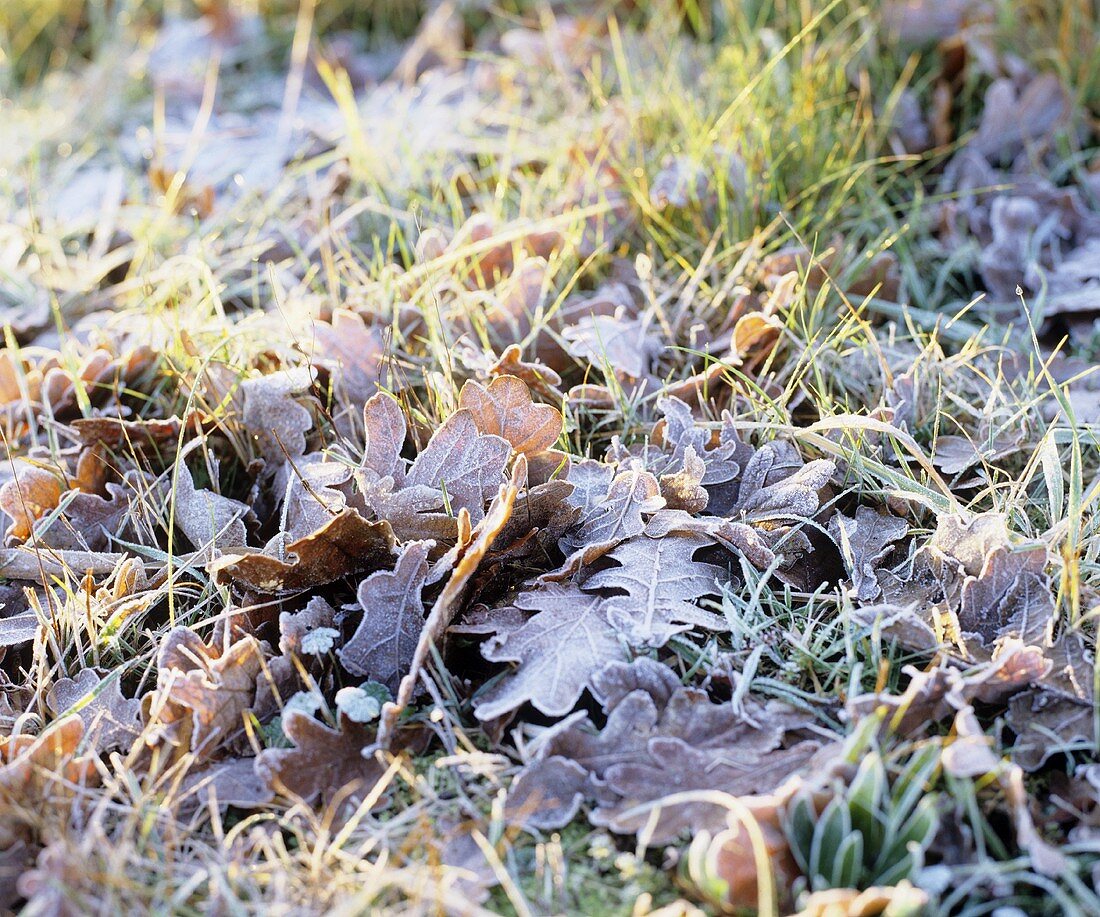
1;1;1100;915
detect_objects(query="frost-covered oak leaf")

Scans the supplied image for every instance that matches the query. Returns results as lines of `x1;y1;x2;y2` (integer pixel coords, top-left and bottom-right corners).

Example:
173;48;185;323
339;540;431;693
240;367;315;464
458;375;562;455
210;508;395;593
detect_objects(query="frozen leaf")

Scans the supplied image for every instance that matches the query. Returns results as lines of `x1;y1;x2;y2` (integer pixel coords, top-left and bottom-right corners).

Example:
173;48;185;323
1007;632;1094;771
380;469;520;744
361;392;407;483
300;628;338;655
734;445;834;523
560;311;660;380
211;508;395;594
147;628;265;758
582;532;728;646
829;508;908;602
0;547;127;583
650;397;750;486
476;584;623;721
275;454;352;542
509;661;819;843
178;757;273;811
658;446;709;513
0;466;62;543
240;367;315;464
591;656;681;709
46;669;141;754
942;707;1001;778
70;417;180;453
848;640;1051;738
174;463;249;557
45;481;133;552
488;345;563;401
649;155;708;210
554;468;665;576
971;75;1068;163
933;434;1022;475
958;546;1054;647
309;309;388;406
339;540;431;693
405;410;511;522
278;596;337;656
256;710;384;806
505;756;590;830
458;376;562;455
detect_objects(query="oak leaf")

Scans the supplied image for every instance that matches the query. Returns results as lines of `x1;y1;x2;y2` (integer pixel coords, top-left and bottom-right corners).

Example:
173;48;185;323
458;376;562;455
255;710;385;806
46;669;142;754
211;508;395;594
829;508;908;602
339;540;431;693
240;367;315;464
146;628;265;758
0;466;62;543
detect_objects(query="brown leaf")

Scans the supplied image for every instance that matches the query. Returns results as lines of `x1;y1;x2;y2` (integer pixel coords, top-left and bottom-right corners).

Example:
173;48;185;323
178;757;273;811
46;670;141;754
1007;632;1094;770
256;710;384;806
380;466;520;745
847;639;1051;737
404;410;511;522
278;595;338;656
0;466;62;543
174;463;249;558
146;628;265;758
507;659;819;844
829;508;908;602
552;467;665;577
581;531;728;646
308;309;388;406
211;508;395;594
240;367;315;464
658;445;709;513
339;540;431;693
0;717;98;848
488;345;563;401
361;392;407;483
476;584;625;720
458;376;562;455
560;311;661;380
70;416;180;452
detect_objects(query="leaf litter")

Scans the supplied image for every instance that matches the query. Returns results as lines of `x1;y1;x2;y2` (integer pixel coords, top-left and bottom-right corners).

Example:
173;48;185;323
1;0;1100;914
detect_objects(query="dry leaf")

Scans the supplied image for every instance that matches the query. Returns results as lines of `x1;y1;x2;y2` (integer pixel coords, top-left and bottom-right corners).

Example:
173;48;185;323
339;540;431;693
829;508;908;602
507;659;819;844
458;376;562;455
240;367;315;464
0;466;62;543
560;311;660;380
46;669;141;754
581;531;728;646
211;508;395;593
256;710;384;806
1007;632;1094;770
309;309;388;407
174;463;249;557
146;628;265;758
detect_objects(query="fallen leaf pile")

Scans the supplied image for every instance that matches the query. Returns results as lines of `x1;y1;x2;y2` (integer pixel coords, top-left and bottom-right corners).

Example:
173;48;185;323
2;0;1099;913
